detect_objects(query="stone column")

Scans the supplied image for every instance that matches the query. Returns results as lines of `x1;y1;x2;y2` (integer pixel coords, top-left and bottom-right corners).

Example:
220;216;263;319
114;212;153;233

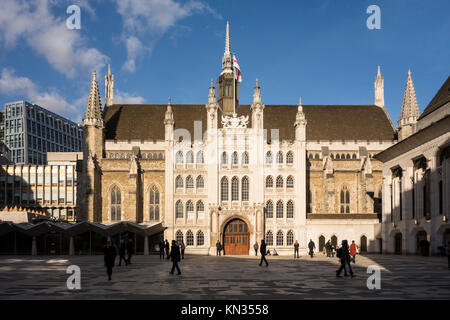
32;236;37;256
144;235;149;255
69;236;74;256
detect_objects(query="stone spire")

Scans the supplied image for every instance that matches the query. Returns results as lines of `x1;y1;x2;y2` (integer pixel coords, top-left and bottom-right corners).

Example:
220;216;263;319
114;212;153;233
164;97;174;124
83;71;103;127
253;79;261;103
105;64;114;107
398;69;420;140
295;97;307;141
221;21;233;75
374;65;384;108
208;79;216;104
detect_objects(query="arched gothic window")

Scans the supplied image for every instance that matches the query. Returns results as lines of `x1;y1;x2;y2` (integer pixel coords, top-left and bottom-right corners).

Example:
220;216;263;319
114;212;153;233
286;151;294;164
276;200;284;218
176;151;183;164
176;200;183;218
265;151;273;164
186;175;194;188
266;201;273;218
149;185;160;220
221;152;228;165
266;176;273;188
266;231;274;246
276;176;284;188
231;177;239;201
276;230;284;246
197;230;204;246
196;151;204;164
110;186;121;221
287;230;294;246
186;230;194;246
277;151;283;164
242;152;249;165
286;176;294;189
186;151;194;164
196;201;204;219
340;185;350;213
221;177;229;201
314;154;320;160
287;200;294;218
242;176;249;201
232;152;239;165
176;230;184;244
175;175;183;188
186;200;194;219
196;175;204;188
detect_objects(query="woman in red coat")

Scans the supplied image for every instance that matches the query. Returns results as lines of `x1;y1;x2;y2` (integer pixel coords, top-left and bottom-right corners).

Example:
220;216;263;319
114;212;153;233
349;240;359;264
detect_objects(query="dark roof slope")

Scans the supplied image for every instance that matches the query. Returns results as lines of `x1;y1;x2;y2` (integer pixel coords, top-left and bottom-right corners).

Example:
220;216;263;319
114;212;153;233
104;104;395;142
418;76;450;120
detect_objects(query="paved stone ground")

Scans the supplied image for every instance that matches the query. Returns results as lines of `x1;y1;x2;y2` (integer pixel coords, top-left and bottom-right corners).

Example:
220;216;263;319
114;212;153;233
0;253;449;299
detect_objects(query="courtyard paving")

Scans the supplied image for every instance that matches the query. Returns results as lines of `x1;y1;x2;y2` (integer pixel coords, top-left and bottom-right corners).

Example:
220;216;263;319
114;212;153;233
0;253;449;299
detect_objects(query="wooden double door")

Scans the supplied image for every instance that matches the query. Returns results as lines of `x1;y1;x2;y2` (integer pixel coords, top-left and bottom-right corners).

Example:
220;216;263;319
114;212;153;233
223;219;249;255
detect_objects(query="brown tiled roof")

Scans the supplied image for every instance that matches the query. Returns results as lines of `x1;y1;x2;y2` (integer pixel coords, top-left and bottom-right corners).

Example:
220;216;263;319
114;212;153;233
104;104;395;142
418;76;450;120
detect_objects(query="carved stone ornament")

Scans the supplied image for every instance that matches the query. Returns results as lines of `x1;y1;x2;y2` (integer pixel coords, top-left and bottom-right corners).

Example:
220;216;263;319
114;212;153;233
221;113;249;128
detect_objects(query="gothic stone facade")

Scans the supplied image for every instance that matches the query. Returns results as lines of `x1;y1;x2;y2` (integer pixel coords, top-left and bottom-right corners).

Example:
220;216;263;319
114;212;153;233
78;25;396;255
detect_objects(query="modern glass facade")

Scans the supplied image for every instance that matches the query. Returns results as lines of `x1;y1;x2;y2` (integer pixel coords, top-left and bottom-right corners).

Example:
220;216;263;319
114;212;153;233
4;101;83;164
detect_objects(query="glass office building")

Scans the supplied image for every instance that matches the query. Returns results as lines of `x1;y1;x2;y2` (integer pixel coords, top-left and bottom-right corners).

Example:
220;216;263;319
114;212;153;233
4;101;83;164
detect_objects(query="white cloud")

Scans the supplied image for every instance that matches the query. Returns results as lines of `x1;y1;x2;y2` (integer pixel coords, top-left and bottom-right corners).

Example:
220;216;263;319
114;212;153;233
115;0;220;72
0;0;108;78
0;68;81;118
115;90;145;104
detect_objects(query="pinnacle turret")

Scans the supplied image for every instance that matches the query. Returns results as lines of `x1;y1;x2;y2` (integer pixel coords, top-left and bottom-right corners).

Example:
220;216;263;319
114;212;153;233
398;69;420;140
83;71;104;127
374;65;384;108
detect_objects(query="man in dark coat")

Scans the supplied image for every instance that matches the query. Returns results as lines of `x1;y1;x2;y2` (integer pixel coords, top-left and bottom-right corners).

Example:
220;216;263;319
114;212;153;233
126;238;133;264
103;241;117;280
294;240;300;259
336;240;354;278
169;240;181;275
159;238;165;259
216;240;222;256
259;239;268;267
308;239;316;258
325;240;332;257
118;239;127;266
180;240;185;259
165;240;170;260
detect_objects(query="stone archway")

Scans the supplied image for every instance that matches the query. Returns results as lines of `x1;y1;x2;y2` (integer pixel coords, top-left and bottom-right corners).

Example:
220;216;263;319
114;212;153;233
223;218;250;255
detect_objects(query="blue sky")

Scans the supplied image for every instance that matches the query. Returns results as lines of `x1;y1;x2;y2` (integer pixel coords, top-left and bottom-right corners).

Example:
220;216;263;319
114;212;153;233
0;0;448;124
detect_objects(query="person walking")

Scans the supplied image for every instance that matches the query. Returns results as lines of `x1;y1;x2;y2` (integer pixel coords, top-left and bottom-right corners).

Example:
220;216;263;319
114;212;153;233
216;240;222;256
325;240;332;258
253;242;259;257
259;239;268;267
349;240;359;263
308;239;315;258
336;240;354;278
118;239;127;266
103;241;117;281
126;238;133;265
169;240;181;275
180;240;185;259
165;240;170;260
159;238;165;259
294;240;300;259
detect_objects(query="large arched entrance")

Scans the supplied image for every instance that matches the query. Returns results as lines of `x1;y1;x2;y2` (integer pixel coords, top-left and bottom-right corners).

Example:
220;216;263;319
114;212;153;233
223;219;249;255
